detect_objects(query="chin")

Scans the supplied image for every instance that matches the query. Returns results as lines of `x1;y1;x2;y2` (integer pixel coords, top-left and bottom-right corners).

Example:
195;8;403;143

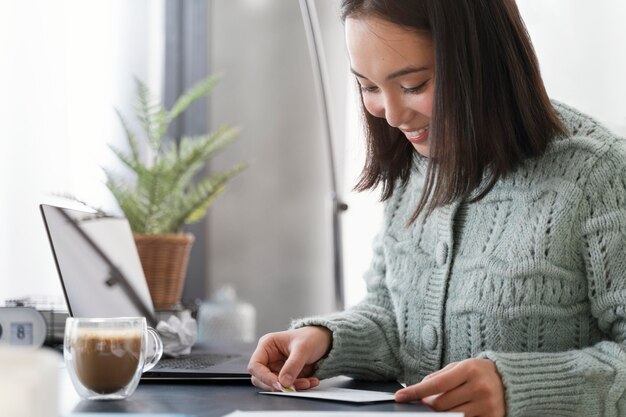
412;143;430;158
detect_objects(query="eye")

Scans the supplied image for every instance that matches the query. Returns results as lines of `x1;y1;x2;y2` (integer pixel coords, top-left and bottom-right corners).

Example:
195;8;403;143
401;80;429;94
359;84;379;94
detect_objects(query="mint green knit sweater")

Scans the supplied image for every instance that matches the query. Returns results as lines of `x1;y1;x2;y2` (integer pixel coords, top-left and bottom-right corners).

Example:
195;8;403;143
294;101;626;416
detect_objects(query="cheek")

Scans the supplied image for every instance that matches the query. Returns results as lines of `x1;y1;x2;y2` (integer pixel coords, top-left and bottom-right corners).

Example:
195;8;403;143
410;94;433;118
416;91;434;118
362;95;384;118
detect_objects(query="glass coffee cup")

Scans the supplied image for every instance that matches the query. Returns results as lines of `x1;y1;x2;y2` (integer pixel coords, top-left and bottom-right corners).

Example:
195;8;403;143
64;317;163;400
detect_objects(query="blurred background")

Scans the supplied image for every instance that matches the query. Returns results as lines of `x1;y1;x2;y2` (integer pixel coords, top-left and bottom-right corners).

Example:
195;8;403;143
1;0;625;338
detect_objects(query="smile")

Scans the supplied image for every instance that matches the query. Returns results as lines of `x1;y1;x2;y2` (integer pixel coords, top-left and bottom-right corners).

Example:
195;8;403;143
403;126;430;144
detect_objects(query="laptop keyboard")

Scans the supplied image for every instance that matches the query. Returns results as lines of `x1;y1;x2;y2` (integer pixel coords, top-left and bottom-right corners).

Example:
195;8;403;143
154;353;240;370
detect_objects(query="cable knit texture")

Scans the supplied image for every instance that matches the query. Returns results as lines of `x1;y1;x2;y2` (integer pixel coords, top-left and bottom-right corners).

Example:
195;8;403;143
292;101;626;417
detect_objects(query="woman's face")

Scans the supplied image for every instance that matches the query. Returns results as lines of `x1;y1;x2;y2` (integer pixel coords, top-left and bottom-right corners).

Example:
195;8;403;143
346;16;435;157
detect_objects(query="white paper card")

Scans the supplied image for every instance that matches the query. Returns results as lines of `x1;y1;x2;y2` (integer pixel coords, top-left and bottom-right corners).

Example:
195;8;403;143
224;412;463;417
259;387;396;403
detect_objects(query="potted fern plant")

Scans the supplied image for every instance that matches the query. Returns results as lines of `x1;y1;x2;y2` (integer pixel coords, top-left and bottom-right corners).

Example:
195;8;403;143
103;75;245;310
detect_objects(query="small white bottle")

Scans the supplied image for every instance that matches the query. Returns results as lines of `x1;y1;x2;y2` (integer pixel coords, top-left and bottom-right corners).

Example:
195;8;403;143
197;285;256;343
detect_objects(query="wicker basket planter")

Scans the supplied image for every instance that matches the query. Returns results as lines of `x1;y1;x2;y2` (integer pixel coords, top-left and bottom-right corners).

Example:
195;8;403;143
133;233;195;310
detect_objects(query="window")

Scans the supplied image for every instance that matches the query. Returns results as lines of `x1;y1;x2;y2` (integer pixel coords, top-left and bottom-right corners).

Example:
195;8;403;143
0;0;164;301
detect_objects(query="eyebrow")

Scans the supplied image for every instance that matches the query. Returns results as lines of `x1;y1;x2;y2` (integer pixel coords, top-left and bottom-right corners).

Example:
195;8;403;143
350;66;429;81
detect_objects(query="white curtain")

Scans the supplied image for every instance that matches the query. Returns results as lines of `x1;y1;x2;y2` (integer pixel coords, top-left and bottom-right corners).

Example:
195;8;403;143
0;0;164;302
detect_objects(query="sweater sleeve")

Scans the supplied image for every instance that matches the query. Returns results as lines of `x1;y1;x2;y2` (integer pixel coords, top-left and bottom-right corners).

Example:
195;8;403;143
291;231;403;381
478;141;626;417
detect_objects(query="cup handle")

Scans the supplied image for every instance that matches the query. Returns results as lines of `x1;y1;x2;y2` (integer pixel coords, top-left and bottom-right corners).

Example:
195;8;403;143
142;327;163;373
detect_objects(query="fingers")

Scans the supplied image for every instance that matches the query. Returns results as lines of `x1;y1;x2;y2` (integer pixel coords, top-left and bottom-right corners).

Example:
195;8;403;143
248;360;279;389
248;328;327;392
293;377;320;391
251;375;274;391
251;375;319;392
421;381;473;411
247;336;282;389
268;360;286;374
278;343;309;387
397;359;506;417
248;333;319;391
395;364;467;402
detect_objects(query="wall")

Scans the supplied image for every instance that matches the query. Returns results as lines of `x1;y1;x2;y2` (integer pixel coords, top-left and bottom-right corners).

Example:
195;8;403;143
516;0;626;135
206;0;348;335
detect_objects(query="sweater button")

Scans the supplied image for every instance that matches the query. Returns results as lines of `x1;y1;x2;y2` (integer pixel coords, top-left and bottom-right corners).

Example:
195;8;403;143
421;324;438;351
436;241;449;266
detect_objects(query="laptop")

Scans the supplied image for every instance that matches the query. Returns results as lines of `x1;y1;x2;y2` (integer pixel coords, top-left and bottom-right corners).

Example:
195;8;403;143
40;203;252;381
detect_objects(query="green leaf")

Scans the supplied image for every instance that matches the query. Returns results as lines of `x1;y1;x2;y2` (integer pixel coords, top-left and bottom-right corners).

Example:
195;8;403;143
168;74;221;122
103;168;148;232
183;163;247;224
165;125;242;192
134;77;168;152
114;108;141;164
107;144;148;176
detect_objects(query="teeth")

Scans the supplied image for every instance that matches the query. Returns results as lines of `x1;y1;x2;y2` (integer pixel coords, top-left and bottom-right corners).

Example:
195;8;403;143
406;126;429;138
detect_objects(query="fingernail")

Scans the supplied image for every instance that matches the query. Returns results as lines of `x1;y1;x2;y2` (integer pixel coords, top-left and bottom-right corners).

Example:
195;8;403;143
281;374;294;386
273;381;296;392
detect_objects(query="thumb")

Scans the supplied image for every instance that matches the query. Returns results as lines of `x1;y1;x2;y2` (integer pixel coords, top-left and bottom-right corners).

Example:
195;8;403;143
278;343;308;387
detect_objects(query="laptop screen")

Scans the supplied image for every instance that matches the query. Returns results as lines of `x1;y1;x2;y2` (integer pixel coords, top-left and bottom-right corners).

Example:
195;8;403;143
40;204;155;320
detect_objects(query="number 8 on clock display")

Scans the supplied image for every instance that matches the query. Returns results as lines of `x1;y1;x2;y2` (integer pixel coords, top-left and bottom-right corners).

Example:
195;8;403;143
0;307;46;348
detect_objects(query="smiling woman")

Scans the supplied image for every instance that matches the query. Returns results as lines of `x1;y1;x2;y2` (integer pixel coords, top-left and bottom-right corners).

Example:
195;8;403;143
341;0;626;307
248;1;626;417
346;2;566;225
0;0;164;300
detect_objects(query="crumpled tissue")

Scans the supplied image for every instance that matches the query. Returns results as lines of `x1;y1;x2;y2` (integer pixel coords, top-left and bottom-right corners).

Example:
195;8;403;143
156;310;198;357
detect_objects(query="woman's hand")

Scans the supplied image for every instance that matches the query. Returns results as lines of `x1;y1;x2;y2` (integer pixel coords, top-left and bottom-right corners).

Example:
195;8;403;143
395;358;505;417
247;326;332;391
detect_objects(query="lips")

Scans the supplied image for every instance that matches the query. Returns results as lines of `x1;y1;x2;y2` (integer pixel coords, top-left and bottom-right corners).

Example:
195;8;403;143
403;126;430;144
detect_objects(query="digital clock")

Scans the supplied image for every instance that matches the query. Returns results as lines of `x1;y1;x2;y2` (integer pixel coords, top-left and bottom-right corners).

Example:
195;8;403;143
0;307;46;348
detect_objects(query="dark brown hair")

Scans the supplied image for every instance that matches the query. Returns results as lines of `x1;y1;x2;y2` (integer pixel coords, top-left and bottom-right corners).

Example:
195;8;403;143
342;0;567;223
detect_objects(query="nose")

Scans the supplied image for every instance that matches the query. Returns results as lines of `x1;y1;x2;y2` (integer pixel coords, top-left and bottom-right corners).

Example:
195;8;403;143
382;94;410;128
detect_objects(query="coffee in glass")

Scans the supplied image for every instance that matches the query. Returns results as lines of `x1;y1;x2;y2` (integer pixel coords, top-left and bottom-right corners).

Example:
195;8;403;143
64;317;163;400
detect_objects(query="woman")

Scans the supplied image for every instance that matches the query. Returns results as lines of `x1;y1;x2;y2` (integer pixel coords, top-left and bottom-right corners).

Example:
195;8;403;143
248;1;626;416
